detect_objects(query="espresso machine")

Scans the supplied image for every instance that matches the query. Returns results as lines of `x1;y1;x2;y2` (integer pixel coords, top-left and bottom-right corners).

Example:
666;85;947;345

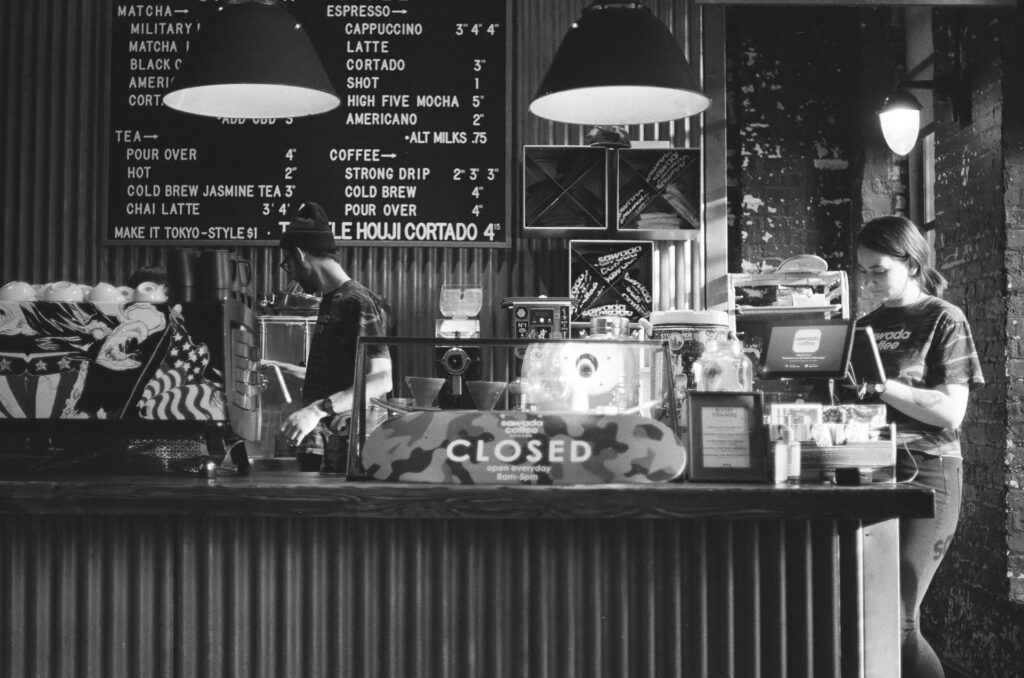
434;285;483;409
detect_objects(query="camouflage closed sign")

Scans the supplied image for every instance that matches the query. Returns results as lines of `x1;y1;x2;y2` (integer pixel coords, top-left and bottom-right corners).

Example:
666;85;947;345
359;410;686;484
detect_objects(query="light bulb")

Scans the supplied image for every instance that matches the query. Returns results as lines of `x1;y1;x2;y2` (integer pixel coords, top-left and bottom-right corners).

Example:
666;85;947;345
878;89;923;156
879;107;921;156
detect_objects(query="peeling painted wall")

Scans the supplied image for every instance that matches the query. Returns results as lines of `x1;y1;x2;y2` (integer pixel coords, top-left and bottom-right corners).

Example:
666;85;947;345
726;8;865;275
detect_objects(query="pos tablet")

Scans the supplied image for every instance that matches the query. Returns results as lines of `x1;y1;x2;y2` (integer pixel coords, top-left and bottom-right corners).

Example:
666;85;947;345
758;318;855;380
848;325;887;386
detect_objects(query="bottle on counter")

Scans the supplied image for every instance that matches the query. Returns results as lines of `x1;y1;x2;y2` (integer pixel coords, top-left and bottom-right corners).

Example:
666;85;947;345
507;378;524;411
784;426;802;485
773;426;789;485
693;337;754;392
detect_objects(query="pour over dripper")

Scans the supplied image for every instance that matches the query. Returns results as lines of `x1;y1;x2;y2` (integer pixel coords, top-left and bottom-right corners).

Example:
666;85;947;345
405;376;446;408
467;381;507;411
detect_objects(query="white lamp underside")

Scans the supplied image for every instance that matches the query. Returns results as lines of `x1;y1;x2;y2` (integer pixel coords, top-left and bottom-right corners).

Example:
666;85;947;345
879;108;920;156
530;85;711;126
163;83;340;119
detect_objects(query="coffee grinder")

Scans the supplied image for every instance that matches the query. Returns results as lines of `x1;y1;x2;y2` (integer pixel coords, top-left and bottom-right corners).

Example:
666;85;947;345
434;285;483;409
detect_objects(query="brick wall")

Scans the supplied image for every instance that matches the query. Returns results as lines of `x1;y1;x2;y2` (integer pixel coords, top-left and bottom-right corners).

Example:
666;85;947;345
728;6;1024;674
922;8;1024;676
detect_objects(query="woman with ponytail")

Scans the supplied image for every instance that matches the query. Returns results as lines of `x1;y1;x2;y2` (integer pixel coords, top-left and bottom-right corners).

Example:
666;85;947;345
856;215;985;677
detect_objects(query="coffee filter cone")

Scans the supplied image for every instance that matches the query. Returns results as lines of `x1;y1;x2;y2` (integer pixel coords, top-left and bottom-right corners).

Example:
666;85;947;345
467;380;507;410
405;376;446;408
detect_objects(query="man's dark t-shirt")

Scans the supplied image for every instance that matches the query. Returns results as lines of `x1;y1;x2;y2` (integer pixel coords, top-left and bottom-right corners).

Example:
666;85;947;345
301;280;390;408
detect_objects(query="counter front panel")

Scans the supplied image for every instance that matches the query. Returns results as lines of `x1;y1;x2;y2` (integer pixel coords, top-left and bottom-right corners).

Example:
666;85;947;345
0;475;931;678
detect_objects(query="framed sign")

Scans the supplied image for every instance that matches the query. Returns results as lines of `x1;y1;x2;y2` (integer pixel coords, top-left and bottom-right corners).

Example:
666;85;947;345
568;240;654;324
687;391;768;482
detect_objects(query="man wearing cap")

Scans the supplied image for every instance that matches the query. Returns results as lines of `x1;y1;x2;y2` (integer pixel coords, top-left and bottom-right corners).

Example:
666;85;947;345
267;202;392;472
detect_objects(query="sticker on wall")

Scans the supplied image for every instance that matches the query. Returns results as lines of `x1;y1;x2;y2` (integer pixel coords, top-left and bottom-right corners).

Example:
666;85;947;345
0;302;225;421
568;240;654;324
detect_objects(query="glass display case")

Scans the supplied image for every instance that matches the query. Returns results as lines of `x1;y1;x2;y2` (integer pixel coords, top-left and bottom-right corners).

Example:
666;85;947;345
347;337;684;484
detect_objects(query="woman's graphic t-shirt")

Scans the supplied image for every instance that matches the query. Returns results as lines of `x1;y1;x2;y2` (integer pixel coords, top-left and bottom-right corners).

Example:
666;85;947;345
859;296;984;457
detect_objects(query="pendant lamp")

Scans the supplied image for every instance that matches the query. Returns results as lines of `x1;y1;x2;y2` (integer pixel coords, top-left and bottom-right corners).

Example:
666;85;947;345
530;2;710;126
878;89;923;157
163;0;339;119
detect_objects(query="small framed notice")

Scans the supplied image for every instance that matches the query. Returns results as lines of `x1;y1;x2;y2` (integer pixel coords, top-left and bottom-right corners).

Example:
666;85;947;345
687;391;767;482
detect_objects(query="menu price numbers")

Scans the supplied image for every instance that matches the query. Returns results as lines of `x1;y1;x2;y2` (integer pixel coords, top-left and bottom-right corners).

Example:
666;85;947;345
454;23;500;36
452;168;500;181
262;202;292;217
483;223;502;241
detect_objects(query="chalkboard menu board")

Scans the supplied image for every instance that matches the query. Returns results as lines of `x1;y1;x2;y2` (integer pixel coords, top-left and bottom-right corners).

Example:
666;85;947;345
108;0;510;247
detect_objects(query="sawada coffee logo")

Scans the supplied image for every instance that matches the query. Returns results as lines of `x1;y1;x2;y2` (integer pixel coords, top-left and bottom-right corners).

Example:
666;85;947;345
792;328;822;353
874;328;911;351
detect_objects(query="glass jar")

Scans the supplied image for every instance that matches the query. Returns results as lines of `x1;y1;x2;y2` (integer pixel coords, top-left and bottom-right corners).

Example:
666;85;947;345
693;338;753;392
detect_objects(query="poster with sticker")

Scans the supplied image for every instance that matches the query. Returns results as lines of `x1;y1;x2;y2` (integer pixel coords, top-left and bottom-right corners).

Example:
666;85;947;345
568;240;654;324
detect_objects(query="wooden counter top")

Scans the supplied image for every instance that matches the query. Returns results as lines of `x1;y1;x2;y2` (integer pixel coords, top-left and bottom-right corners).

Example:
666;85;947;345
0;469;934;521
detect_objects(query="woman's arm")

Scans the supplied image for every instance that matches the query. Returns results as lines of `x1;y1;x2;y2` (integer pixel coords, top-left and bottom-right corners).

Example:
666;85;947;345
879;380;970;429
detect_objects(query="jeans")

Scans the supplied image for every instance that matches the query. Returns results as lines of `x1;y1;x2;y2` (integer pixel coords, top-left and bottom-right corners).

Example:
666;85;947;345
898;450;962;678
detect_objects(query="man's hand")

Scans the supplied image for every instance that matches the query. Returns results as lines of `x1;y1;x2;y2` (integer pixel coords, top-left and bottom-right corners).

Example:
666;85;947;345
280;403;325;446
262;359;306;381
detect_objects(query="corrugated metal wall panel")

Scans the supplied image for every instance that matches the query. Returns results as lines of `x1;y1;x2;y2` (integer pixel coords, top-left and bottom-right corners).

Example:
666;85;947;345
0;0;707;333
516;1;705;313
0;514;847;678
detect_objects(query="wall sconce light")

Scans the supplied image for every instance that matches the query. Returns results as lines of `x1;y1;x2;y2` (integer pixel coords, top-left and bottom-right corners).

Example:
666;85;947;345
529;2;710;125
878;86;926;156
878;64;971;156
163;0;339;119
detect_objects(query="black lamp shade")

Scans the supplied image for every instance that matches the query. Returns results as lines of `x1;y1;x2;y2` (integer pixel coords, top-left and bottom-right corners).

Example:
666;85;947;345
163;0;339;118
530;3;709;125
878;89;924;115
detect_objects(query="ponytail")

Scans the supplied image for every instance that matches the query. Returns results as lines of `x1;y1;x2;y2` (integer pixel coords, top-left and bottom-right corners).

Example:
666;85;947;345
918;266;947;297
